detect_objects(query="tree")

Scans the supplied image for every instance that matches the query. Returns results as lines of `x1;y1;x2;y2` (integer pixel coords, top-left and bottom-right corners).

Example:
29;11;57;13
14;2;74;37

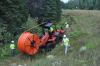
27;0;45;18
63;0;100;10
96;0;100;9
0;0;28;44
27;0;62;23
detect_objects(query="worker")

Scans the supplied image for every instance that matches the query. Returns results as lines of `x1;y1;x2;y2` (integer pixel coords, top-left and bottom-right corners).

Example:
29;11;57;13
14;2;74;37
65;22;69;34
50;26;54;32
62;35;70;54
10;40;16;56
49;25;54;37
65;22;69;29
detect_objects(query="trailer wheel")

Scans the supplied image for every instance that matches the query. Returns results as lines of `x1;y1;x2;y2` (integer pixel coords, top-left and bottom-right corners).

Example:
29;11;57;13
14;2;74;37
45;42;54;52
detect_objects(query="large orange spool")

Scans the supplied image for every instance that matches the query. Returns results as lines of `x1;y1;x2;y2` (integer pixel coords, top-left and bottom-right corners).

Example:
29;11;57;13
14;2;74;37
17;32;41;55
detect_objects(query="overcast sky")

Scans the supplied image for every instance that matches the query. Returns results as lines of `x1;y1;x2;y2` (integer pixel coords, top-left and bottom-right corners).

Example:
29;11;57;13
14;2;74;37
61;0;69;3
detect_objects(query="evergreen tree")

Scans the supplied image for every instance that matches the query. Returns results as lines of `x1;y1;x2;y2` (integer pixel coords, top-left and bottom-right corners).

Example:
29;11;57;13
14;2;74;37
27;0;61;23
0;0;28;44
62;0;100;10
44;0;61;22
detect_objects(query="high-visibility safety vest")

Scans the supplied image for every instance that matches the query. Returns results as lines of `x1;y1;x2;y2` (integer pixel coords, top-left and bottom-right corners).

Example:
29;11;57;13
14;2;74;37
10;44;15;49
63;37;69;46
50;27;53;32
66;24;69;28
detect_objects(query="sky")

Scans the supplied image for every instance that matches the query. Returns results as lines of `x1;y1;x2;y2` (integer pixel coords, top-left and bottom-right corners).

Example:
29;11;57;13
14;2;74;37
60;0;69;3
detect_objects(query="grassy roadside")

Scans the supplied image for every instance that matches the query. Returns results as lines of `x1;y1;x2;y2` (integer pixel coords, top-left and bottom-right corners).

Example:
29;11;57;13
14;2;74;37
0;10;100;66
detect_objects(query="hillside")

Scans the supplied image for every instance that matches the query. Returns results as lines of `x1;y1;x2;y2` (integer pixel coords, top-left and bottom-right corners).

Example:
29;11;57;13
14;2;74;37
0;10;100;66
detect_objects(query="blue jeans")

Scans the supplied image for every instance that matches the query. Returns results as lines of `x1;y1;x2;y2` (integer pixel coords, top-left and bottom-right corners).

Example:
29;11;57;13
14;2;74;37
64;45;70;54
11;49;15;56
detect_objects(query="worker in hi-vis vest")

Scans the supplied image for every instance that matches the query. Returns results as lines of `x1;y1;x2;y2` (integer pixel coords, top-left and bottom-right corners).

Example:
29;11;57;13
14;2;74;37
50;26;54;32
49;25;54;36
10;40;15;56
63;35;70;54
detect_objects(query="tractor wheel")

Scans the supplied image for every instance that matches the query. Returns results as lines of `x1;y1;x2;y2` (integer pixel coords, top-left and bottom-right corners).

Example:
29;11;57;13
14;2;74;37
45;42;54;52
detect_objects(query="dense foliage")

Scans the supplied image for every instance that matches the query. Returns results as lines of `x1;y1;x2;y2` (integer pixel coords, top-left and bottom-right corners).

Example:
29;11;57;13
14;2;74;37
0;0;28;44
0;0;62;58
28;0;61;23
27;0;45;18
0;0;61;45
44;0;61;22
61;0;100;10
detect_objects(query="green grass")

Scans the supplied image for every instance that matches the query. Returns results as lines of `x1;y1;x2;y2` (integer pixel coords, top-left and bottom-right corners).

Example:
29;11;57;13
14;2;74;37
85;41;97;49
0;10;100;66
0;45;10;58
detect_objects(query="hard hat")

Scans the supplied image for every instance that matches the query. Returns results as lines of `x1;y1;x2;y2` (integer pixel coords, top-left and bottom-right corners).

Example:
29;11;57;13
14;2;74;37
11;40;14;43
63;35;66;37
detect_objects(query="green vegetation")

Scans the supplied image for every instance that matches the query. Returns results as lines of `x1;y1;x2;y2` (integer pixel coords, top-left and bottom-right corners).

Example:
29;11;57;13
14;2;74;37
0;10;100;66
61;0;100;10
0;0;62;58
0;0;62;46
0;0;28;44
85;41;96;49
0;0;100;66
44;0;61;22
28;0;61;23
